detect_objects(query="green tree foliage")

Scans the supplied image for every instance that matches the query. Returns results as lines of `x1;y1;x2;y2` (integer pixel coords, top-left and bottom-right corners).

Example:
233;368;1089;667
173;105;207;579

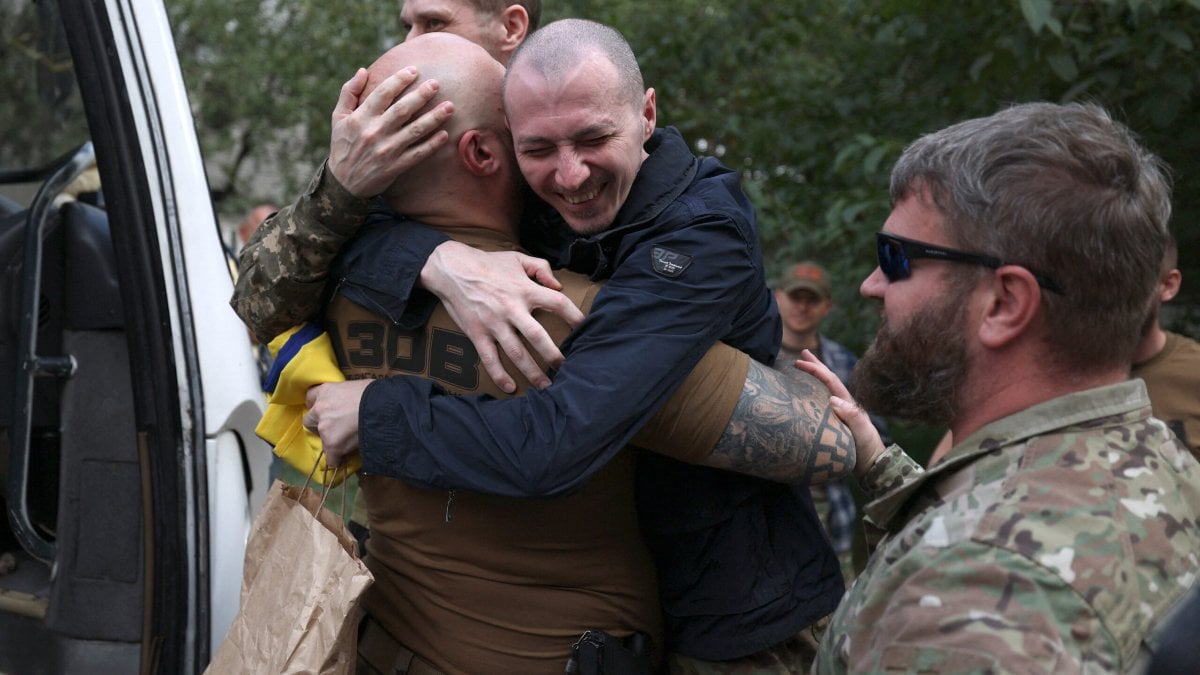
166;0;403;211
163;0;1200;345
549;0;1200;350
0;1;89;169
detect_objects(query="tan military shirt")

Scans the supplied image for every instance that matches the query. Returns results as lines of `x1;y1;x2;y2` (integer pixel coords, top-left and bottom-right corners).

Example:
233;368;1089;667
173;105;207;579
326;227;748;675
1132;330;1200;460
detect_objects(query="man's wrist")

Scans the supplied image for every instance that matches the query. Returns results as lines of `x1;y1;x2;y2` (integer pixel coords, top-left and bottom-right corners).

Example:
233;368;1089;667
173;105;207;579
859;443;922;497
418;239;467;294
301;160;372;238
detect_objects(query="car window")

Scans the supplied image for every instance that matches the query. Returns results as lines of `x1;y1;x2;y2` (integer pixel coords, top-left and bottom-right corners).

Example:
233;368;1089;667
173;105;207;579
0;0;89;205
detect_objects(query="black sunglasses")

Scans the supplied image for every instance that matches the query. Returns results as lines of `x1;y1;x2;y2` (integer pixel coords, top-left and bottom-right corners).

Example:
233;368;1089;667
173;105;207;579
875;232;1063;294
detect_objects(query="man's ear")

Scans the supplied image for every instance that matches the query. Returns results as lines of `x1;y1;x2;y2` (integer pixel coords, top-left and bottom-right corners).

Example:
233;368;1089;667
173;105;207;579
495;6;530;59
459;129;500;176
1160;268;1182;303
977;266;1041;349
642;88;657;142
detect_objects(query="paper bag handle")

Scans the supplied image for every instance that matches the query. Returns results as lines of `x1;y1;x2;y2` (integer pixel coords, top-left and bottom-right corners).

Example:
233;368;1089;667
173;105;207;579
302;450;348;519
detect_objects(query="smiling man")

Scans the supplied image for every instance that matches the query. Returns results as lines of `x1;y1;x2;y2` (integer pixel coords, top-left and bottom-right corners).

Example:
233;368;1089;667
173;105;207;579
240;18;848;672
329;20;843;671
502;33;652;235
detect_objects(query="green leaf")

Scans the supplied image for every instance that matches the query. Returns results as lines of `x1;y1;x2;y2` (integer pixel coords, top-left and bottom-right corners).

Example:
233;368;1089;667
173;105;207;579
863;144;890;176
1046;53;1079;82
969;52;995;82
1161;28;1194;51
1019;0;1054;34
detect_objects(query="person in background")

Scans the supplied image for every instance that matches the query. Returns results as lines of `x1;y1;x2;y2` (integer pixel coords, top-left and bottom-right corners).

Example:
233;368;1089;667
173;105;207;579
1131;232;1200;460
236;203;276;250
798;101;1200;674
230;0;563;361
400;0;540;59
771;260;890;583
224;203;280;386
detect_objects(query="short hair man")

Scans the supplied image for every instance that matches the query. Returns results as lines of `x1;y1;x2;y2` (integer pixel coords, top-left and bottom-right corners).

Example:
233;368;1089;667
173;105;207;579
400;0;541;57
798;102;1200;673
304;33;851;673
1131;233;1200;460
231;0;544;297
238;18;847;671
772;261;891;582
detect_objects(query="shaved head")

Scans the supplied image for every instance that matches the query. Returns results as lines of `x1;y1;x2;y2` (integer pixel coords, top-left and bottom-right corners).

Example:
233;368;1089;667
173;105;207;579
363;33;521;231
366;32;507;144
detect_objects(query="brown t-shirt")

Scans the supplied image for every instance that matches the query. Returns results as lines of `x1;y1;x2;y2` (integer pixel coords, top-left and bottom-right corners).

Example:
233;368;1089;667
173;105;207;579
1132;330;1200;460
325;227;748;674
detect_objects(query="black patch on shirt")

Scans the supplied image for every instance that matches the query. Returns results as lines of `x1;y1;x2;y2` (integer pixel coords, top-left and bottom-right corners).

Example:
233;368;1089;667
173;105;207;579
651;246;692;278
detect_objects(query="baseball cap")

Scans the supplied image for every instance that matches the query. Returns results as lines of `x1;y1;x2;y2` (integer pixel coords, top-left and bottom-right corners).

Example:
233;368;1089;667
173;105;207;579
774;261;832;299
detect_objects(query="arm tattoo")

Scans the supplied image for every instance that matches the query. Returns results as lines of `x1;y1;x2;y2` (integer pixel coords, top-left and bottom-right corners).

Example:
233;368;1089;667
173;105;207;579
706;360;855;483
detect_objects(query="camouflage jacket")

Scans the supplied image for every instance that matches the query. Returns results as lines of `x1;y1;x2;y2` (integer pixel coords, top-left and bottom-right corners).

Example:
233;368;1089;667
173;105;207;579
230;163;371;344
814;380;1200;674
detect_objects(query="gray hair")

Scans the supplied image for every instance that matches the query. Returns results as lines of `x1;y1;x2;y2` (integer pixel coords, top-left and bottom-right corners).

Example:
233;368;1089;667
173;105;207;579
891;101;1172;371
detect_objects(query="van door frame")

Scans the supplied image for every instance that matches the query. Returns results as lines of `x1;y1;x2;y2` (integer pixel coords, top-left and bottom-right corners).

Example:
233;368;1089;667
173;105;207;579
59;0;209;670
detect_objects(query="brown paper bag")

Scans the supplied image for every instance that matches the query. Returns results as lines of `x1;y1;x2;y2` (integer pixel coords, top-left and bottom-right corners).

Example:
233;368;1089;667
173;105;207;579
206;478;373;674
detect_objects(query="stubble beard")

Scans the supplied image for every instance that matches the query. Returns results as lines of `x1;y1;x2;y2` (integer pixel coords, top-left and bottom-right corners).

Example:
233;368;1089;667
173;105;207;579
851;289;971;427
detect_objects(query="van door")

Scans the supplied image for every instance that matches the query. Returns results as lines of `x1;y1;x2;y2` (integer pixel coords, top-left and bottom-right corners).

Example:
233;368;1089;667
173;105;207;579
0;0;271;672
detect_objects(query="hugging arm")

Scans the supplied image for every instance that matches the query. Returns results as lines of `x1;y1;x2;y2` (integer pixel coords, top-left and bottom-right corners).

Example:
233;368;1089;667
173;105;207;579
356;218;797;497
231;66;452;344
708;360;855;482
631;349;854;483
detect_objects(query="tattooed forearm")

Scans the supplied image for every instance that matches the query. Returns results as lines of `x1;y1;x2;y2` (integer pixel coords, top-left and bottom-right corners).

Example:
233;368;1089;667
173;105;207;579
705;361;855;484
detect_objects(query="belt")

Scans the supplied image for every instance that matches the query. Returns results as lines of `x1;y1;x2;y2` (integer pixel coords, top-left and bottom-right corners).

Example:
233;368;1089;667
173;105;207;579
358;616;445;675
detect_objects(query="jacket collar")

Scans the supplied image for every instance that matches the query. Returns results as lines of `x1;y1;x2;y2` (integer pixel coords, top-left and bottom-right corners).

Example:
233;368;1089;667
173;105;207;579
563;127;699;277
607;126;698;233
864;379;1152;531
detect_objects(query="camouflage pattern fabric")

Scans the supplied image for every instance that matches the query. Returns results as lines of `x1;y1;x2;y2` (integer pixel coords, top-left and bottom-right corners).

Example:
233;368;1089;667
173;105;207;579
231;162;369;344
814;380;1200;673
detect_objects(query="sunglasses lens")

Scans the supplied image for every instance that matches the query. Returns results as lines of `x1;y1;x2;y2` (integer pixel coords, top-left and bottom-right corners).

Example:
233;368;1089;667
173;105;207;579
876;235;908;281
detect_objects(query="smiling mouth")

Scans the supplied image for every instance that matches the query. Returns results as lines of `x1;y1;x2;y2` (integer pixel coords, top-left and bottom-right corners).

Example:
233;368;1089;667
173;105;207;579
562;187;600;205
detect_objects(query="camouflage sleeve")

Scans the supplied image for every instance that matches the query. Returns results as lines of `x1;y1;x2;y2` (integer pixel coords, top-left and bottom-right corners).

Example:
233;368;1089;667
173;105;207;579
861;443;924;498
230;161;371;344
829;542;1117;673
859;444;925;550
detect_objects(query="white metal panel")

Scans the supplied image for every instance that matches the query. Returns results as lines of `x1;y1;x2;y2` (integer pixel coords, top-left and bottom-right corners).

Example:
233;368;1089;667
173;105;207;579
104;0;272;663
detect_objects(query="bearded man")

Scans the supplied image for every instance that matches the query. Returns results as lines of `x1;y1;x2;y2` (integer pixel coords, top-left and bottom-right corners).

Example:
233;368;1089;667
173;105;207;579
798;101;1200;674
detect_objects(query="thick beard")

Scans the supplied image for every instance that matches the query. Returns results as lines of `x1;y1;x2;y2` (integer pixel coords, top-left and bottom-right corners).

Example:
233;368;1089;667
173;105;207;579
852;291;970;427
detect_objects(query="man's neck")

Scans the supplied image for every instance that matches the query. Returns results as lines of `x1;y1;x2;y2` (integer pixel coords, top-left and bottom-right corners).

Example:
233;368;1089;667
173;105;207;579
1132;324;1168;366
390;187;520;242
780;329;820;354
950;359;1129;443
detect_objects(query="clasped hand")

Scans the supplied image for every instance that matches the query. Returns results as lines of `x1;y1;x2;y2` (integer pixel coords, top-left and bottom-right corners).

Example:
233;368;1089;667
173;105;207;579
303;380;371;468
794;350;887;476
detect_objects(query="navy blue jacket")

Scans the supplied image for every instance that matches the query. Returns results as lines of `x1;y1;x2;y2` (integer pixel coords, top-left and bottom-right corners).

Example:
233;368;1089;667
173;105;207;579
335;127;842;660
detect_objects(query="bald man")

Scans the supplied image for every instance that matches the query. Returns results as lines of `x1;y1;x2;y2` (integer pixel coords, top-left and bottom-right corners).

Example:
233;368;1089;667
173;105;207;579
309;34;853;675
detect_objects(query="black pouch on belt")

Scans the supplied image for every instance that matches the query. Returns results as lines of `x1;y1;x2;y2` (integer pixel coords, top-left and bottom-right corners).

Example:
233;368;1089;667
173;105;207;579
564;629;652;675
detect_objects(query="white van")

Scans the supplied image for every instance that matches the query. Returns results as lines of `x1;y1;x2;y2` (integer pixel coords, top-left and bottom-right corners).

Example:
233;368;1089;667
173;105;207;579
1;0;273;671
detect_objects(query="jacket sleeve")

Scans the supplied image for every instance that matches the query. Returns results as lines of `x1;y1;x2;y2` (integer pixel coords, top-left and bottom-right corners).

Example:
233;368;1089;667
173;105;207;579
231;162;371;343
358;213;772;497
329;217;448;330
